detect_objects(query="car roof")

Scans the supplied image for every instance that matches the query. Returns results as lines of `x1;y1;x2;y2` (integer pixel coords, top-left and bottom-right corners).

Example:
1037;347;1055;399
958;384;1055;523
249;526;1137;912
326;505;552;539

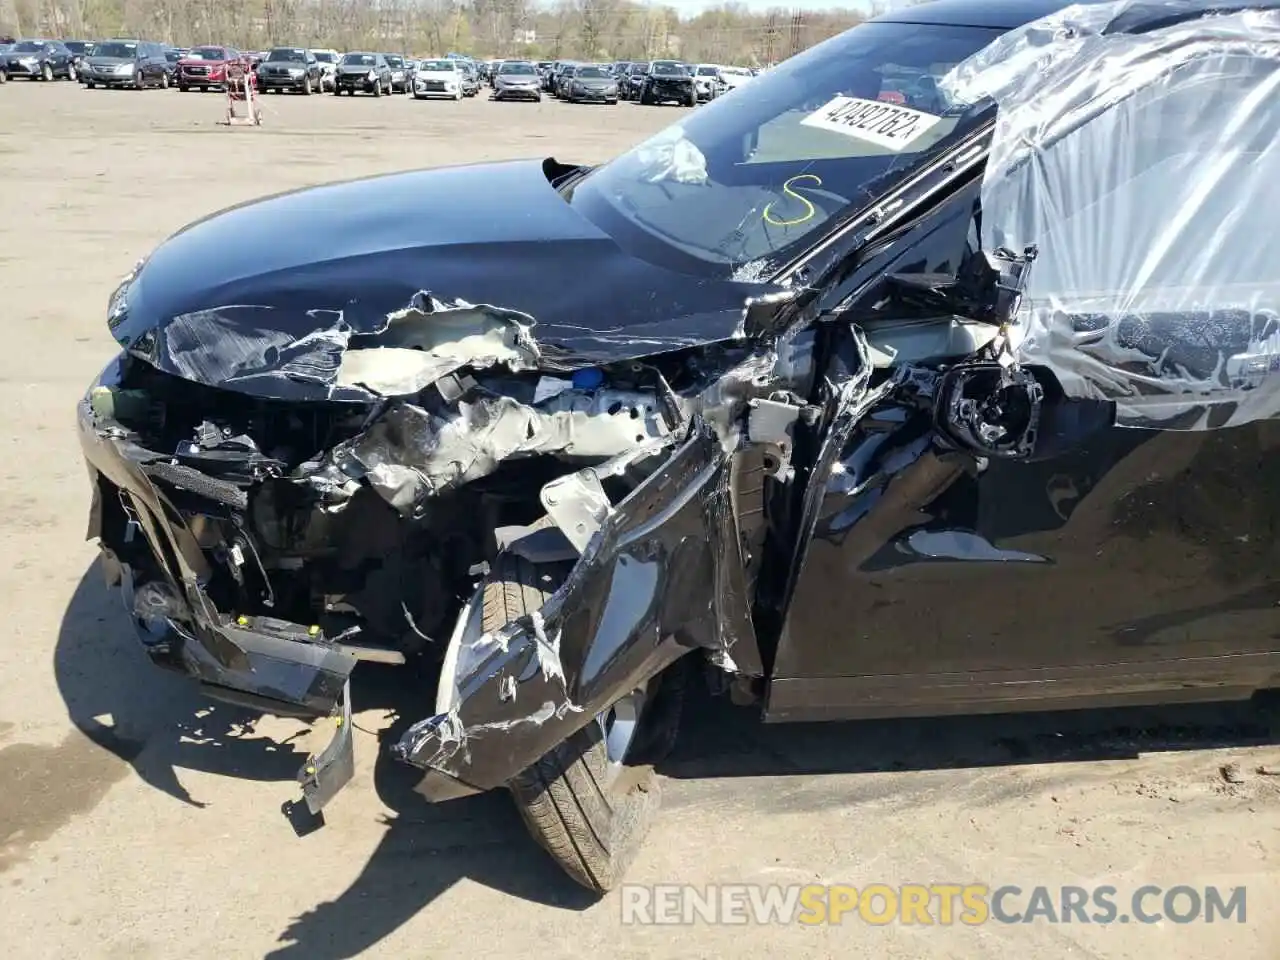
876;0;1280;30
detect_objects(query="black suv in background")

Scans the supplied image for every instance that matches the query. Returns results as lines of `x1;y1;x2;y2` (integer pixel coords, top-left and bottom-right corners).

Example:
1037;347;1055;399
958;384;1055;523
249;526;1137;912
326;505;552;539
333;52;392;96
3;39;77;81
256;47;322;94
620;60;649;100
82;39;171;88
638;59;695;106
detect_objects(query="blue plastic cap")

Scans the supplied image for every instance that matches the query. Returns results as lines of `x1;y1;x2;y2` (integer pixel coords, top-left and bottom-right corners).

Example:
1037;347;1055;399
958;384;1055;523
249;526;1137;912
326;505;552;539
571;368;604;389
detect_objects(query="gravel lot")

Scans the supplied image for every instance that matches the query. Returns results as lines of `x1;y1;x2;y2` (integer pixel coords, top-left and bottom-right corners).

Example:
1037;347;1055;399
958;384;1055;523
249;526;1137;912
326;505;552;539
1;81;1278;960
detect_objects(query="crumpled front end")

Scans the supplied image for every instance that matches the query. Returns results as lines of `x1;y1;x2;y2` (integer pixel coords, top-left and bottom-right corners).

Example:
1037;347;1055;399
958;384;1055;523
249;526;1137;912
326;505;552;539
81;286;799;810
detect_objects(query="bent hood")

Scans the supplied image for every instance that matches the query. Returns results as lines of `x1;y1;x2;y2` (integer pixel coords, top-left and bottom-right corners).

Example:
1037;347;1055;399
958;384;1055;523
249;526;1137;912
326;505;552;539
111;158;784;401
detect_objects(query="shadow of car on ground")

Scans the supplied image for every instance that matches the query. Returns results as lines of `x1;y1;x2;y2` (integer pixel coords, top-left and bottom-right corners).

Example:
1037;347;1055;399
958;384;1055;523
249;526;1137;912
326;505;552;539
56;560;1280;958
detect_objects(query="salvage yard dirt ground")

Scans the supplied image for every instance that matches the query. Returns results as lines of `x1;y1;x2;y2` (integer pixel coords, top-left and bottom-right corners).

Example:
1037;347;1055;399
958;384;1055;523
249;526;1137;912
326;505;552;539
1;83;1278;960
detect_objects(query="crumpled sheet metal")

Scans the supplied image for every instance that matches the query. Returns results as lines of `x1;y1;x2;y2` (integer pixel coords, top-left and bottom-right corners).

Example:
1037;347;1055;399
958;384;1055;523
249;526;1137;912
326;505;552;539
393;426;763;790
130;293;541;402
311;388;672;515
939;1;1280;429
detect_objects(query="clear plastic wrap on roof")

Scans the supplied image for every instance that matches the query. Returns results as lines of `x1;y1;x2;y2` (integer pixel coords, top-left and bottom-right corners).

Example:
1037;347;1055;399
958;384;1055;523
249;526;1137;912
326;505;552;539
939;1;1280;429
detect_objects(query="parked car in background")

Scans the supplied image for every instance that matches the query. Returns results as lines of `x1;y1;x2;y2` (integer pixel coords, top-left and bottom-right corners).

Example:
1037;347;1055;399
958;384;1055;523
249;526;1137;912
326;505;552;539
492;59;542;101
312;49;340;90
3;39;77;81
384;54;410;93
692;63;725;101
459;60;480;96
334;51;391;96
620;60;649;100
638;59;695;106
256;47;321;94
563;62;619;104
162;47;182;84
551;61;580;97
63;40;92;77
82;39;170;88
411;58;464;100
0;43;9;83
717;64;753;92
176;46;242;92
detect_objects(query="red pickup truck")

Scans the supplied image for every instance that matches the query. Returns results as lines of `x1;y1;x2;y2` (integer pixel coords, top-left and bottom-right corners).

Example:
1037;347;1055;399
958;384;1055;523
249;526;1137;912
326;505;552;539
177;45;255;91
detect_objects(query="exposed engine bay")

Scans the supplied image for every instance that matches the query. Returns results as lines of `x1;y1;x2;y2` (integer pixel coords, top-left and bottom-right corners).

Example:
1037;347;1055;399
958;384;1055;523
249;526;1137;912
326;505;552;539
86;323;800;672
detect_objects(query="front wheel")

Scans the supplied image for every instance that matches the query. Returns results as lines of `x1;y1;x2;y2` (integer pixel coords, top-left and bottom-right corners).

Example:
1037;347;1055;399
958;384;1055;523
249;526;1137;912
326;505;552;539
302;75;312;95
373;80;382;97
41;62;53;81
160;71;169;89
66;62;77;81
486;548;685;893
133;70;144;90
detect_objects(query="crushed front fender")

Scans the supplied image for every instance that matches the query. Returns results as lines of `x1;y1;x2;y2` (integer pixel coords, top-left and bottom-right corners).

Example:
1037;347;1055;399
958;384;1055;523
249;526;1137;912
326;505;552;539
393;424;761;795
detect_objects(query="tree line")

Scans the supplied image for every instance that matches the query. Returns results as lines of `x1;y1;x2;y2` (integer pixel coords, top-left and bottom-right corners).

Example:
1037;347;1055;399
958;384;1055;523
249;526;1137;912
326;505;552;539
0;0;915;66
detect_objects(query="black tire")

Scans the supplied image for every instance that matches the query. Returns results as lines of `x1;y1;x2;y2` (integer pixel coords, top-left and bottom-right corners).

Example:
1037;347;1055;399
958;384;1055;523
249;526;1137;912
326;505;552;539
373;80;382;97
686;91;696;107
487;545;684;893
41;62;53;81
160;71;169;89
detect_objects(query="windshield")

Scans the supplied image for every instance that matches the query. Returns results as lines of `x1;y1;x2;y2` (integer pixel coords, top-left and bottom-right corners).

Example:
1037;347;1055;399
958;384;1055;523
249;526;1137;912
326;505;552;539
697;66;719;76
12;41;46;52
386;56;404;67
501;62;536;75
576;66;609;79
652;60;685;75
631;63;650;74
190;47;226;60
93;42;136;58
314;52;336;63
268;48;305;62
342;53;375;66
419;60;453;71
165;51;181;62
64;41;88;54
568;21;1003;276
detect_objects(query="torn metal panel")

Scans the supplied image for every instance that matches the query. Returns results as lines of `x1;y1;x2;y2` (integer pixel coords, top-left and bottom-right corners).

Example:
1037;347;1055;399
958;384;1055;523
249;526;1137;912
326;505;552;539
336;295;542;396
314;389;672;516
540;469;613;554
939;1;1280;429
297;680;355;814
396;426;764;794
126;305;354;397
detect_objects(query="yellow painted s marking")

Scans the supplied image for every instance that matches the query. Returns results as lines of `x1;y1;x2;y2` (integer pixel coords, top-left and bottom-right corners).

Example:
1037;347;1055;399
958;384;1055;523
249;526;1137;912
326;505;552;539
763;174;822;227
